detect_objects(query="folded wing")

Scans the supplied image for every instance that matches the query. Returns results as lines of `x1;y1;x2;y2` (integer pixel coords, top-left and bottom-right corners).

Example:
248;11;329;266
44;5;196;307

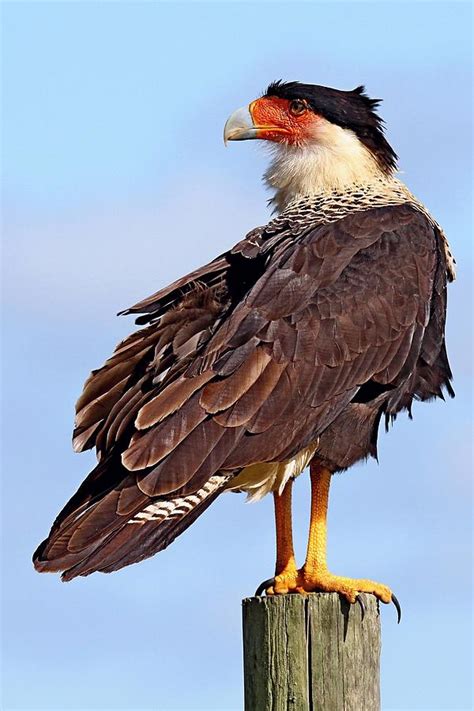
34;204;447;579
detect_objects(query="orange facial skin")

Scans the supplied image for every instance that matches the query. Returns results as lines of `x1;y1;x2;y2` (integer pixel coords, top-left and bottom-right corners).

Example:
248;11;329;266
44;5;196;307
249;97;319;145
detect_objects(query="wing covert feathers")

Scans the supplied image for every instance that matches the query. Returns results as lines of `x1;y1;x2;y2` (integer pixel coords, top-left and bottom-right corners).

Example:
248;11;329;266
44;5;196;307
34;201;453;579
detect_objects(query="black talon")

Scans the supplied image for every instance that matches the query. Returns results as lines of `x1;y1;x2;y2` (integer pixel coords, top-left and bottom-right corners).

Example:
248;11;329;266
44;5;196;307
255;577;275;597
356;594;365;621
391;593;402;624
381;592;402;623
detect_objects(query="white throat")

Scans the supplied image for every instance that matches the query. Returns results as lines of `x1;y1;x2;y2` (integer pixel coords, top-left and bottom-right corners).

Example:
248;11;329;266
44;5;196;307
264;121;389;212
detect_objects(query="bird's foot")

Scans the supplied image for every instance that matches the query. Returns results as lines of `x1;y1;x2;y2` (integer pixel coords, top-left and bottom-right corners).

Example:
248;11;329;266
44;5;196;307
262;564;299;595
300;569;392;603
256;568;401;622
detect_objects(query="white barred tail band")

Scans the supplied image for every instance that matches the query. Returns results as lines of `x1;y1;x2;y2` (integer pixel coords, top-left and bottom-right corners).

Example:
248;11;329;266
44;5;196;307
127;474;230;524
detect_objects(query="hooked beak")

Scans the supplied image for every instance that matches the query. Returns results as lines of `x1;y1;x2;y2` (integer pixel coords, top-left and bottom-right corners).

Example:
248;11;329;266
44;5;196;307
223;105;259;144
224;99;291;145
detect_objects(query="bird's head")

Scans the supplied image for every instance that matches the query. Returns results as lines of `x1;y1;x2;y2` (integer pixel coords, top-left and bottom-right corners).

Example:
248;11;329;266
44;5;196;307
224;81;398;210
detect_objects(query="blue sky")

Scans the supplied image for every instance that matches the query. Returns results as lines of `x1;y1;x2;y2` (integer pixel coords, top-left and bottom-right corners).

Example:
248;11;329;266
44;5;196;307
1;2;472;710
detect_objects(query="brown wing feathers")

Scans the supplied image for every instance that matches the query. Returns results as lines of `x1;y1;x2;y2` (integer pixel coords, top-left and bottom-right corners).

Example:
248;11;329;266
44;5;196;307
34;203;450;579
73;283;225;456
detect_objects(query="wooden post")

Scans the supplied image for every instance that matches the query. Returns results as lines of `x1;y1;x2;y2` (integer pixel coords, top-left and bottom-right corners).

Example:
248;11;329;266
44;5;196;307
242;592;381;711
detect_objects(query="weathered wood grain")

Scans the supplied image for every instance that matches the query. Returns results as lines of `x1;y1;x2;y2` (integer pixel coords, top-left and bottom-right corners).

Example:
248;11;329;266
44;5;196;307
242;593;380;711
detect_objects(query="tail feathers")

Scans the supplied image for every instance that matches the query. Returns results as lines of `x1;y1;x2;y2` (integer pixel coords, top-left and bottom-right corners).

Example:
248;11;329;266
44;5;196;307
33;474;230;581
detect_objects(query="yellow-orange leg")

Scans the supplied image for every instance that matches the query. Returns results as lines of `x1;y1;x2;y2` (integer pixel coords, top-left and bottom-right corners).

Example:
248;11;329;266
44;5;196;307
267;480;298;594
258;462;401;621
299;462;399;618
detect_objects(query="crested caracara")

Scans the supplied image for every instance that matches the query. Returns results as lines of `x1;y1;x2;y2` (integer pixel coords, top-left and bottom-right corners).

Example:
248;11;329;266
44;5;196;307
34;81;455;618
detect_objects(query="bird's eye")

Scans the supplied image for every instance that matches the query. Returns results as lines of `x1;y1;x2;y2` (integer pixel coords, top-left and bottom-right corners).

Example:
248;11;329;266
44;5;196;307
289;99;307;116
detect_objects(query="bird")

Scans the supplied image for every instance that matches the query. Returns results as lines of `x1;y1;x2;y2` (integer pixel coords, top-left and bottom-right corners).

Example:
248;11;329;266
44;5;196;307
33;81;455;618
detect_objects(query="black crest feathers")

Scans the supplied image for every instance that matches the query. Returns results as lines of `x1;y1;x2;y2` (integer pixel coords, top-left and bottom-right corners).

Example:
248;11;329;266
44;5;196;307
265;80;398;174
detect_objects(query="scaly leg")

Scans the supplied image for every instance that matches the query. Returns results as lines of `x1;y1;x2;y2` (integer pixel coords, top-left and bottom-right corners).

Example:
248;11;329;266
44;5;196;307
271;480;298;593
299;462;400;619
257;462;401;621
255;479;299;596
